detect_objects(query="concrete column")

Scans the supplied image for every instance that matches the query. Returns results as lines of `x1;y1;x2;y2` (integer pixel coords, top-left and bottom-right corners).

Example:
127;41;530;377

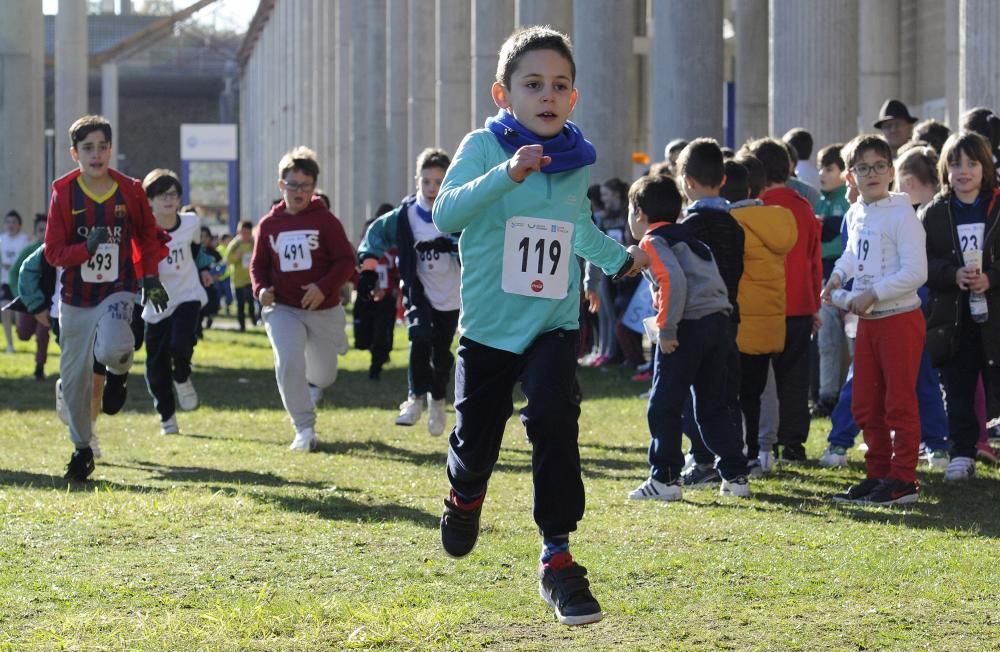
334;0;353;222
386;0;410;203
946;0;960;128
239;53;252;222
516;0;572;33
367;0;388;216
573;0;634;183
436;0;471;155
350;3;370;239
959;0;1000;118
319;0;336;192
770;0;858;149
858;0;900;134
408;0;436;167
297;0;313;149
0;0;44;217
283;0;295;154
734;0;768;146
472;0;514;127
55;0;88;176
101;62;118;160
310;0;323;168
651;0;724;149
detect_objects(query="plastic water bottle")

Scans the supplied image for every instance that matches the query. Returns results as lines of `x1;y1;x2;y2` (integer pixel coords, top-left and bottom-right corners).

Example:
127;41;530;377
970;292;989;323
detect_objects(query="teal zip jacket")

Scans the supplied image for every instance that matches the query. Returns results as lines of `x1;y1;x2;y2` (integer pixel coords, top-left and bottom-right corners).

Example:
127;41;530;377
433;129;628;353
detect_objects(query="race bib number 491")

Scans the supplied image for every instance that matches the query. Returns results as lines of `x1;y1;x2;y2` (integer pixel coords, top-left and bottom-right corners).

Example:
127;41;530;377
278;233;313;272
501;216;573;299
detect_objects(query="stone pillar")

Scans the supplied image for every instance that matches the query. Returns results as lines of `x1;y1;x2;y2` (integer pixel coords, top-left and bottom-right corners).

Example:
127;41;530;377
573;0;634;183
770;0;858;149
436;0;471;155
55;0;88;176
350;2;369;239
959;0;1000;118
946;0;960;128
472;0;514;127
0;0;44;216
367;0;388;216
311;0;324;169
101;62;119;161
297;0;313;149
734;0;768;146
386;0;410;202
516;0;572;33
334;0;353;222
408;1;436;166
858;0;900;133
651;0;724;150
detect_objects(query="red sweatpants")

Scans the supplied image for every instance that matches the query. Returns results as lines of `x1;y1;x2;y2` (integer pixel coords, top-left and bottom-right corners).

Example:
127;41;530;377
851;308;925;483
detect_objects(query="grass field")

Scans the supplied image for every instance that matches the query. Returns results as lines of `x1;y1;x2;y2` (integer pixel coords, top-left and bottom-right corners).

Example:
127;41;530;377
1;315;998;651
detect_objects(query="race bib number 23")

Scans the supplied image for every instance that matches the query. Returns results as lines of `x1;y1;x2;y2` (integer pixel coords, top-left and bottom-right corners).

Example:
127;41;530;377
501;216;573;299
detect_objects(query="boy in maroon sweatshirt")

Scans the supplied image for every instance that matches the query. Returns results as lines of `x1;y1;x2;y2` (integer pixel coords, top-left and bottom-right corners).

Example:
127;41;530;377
250;146;356;451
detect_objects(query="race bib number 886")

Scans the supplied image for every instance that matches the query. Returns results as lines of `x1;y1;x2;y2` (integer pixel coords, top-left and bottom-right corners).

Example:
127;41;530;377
501;216;573;299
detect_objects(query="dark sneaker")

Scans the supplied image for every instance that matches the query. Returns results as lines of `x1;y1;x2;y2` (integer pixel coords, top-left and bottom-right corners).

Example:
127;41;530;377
64;447;95;482
863;478;919;506
102;372;128;415
538;552;603;626
681;463;720;488
832;477;883;504
440;491;483;558
810;399;836;419
778;444;808;465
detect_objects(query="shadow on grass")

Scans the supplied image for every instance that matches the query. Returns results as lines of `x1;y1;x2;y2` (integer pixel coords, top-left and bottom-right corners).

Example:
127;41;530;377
107;461;329;490
254;491;440;529
0;468;166;494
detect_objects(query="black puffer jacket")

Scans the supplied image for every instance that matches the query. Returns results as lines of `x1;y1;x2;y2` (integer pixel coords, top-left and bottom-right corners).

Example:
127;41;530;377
921;189;1000;367
682;207;746;323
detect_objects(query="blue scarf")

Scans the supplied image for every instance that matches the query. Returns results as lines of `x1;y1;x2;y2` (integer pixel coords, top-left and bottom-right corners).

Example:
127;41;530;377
485;110;596;174
685;197;731;215
414;203;433;224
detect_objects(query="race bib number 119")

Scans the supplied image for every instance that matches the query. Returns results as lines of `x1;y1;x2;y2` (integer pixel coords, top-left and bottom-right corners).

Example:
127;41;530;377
501;216;573;299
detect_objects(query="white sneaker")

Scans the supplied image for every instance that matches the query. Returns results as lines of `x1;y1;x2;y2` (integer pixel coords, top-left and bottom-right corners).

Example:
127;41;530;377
173;379;199;411
681;452;696;474
308;384;323;407
395;395;424;426
856;441;869;452
927;449;949;471
944;456;975;482
720;476;750;498
160;414;179;435
55;379;69;425
757;450;775;474
427;398;447;437
289;428;318;452
819;446;849;468
89;433;102;458
628;477;682;501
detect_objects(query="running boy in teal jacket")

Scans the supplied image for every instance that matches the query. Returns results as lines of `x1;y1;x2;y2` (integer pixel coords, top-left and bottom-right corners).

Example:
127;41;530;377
433;26;648;626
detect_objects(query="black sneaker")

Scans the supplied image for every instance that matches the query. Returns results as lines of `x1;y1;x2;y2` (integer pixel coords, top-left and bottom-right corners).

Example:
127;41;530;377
34;363;45;381
863;478;919;506
778;444;808;465
832;477;883;504
64;447;95;482
102;372;128;415
538;553;603;625
681;463;720;488
440;492;482;558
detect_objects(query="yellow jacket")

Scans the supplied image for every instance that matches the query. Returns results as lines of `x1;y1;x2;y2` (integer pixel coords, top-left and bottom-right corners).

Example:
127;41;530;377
730;203;797;355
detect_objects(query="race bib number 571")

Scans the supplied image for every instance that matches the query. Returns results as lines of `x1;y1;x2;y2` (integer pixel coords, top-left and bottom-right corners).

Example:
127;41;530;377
501;216;573;299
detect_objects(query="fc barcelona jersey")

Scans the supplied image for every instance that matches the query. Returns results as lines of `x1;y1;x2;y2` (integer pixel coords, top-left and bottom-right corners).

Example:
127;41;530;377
59;178;139;307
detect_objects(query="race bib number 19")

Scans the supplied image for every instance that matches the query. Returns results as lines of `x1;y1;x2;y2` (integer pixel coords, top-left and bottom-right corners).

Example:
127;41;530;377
501;216;573;299
81;243;118;283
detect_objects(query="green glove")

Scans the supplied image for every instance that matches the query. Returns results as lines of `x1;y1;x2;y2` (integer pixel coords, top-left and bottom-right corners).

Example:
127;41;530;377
141;275;170;313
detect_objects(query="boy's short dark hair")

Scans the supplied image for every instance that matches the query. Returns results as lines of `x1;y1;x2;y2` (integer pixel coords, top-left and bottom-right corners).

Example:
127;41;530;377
940;131;997;195
841;134;893;170
4;210;22;225
735;154;766;199
315;191;332;209
142;168;183;199
745;138;791;185
278;145;320;181
960;107;1000;150
783;128;813;161
586;184;604;211
200;225;213;240
912;119;951;155
676;138;725;188
415;147;451;175
69;115;113;148
896;145;939;190
239;220;253;231
628;174;682;223
720;160;750;202
34;213;47;227
648;161;674;178
601;177;629;204
817;144;845;170
496;26;575;90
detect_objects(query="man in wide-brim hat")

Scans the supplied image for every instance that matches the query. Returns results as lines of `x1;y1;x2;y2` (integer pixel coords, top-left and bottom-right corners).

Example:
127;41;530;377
874;98;918;155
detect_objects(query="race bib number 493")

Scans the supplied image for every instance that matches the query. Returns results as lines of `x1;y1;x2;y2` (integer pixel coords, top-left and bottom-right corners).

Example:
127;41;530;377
81;243;118;283
501;216;573;299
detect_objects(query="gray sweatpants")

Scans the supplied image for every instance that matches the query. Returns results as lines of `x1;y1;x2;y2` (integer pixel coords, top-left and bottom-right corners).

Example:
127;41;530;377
262;303;348;433
758;361;779;453
60;292;136;448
